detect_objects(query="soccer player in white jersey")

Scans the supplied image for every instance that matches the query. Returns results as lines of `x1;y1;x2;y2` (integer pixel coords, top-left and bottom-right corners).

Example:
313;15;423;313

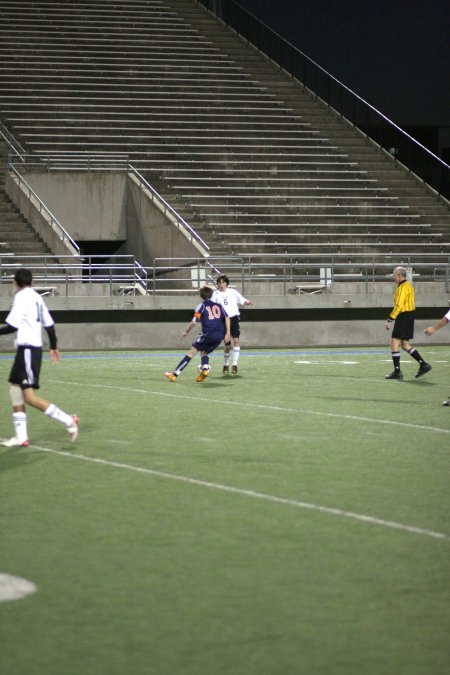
424;308;450;406
0;268;79;446
211;274;254;375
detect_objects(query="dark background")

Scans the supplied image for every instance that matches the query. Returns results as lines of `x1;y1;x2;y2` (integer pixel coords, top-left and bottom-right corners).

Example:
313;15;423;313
233;0;450;160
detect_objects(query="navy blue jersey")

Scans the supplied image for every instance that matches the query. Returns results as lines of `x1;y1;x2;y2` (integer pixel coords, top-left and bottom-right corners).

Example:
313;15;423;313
193;299;228;336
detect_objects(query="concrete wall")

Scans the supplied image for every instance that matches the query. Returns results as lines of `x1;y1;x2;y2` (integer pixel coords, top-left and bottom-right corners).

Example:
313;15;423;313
0;285;448;350
6;172;80;257
126;173;209;269
9;170;128;241
6;170;209;272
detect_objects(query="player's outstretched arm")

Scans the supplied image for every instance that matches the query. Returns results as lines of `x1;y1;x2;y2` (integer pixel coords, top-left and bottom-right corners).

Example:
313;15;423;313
424;316;449;335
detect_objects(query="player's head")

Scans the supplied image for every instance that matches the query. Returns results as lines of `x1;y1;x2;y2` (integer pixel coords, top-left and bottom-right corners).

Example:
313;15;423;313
216;274;229;287
14;268;33;288
393;266;407;281
199;285;214;300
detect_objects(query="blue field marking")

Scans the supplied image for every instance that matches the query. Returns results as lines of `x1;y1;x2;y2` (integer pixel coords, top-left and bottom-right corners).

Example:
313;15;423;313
0;349;393;361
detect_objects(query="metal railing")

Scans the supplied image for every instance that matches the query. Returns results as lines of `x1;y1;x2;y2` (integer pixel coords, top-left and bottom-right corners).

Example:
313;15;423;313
151;255;450;295
0;255;149;296
1;255;447;296
18;152;130;172
196;0;450;201
0;120;26;162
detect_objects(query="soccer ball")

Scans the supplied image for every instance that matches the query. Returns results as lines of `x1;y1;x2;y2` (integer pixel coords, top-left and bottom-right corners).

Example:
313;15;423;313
198;364;210;373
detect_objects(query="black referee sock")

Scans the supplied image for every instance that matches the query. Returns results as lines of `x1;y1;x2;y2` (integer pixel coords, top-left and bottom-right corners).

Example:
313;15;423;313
391;351;401;371
407;347;424;364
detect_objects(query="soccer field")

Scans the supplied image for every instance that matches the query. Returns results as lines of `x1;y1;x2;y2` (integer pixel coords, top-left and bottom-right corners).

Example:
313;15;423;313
1;347;449;675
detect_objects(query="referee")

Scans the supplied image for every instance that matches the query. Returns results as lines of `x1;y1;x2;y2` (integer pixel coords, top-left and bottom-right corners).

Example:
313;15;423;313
384;266;431;380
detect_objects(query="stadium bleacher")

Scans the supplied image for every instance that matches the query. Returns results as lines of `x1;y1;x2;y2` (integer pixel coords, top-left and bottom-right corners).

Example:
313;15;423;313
0;0;449;274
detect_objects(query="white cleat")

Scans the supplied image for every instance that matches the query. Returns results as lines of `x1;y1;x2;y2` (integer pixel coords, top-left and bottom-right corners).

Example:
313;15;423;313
66;415;79;443
1;436;30;447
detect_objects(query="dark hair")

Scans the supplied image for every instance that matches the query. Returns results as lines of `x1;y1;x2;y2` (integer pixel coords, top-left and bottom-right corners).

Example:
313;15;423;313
14;268;33;288
199;285;213;300
216;274;229;285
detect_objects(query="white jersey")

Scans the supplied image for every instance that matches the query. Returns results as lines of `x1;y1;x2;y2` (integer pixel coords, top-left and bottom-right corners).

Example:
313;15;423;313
212;287;247;318
6;286;54;347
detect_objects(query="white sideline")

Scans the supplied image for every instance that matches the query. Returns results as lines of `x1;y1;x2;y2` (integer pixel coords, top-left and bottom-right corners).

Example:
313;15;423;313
30;445;449;541
50;379;450;435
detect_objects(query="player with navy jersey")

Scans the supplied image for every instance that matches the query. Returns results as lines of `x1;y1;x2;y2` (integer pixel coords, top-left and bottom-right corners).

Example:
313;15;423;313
165;286;230;382
0;268;79;446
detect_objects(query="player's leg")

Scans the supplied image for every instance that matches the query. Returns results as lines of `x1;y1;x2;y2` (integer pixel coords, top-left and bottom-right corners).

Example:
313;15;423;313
23;388;79;443
401;339;432;378
222;338;232;374
231;318;241;374
385;336;402;379
196;336;222;381
166;346;198;381
2;349;31;446
196;350;210;381
1;385;30;447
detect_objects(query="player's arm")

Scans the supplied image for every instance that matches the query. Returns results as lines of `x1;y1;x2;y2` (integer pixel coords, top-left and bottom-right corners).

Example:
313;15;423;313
45;324;60;362
181;319;197;338
385;284;406;329
224;316;231;343
424;316;449;335
182;306;201;338
0;323;17;335
234;289;253;307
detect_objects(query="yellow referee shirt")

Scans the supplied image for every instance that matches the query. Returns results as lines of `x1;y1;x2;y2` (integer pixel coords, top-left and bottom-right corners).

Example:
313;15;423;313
389;280;415;320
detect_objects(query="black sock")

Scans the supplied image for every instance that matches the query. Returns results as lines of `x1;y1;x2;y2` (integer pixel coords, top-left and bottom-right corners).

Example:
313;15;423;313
408;347;424;364
392;351;401;371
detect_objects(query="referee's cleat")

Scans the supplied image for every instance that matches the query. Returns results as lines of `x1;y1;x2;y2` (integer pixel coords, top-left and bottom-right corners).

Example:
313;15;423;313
196;369;209;382
1;436;29;447
442;398;450;407
222;365;229;375
67;415;79;443
415;363;432;379
165;372;177;382
385;370;403;380
231;365;238;375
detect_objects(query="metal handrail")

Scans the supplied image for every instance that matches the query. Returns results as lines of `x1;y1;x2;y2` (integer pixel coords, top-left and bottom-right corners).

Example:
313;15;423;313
0;120;26;161
196;0;450;200
23;152;130;171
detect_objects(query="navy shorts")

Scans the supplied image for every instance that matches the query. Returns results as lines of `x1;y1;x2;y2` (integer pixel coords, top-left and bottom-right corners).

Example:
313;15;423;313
192;332;224;354
9;346;42;389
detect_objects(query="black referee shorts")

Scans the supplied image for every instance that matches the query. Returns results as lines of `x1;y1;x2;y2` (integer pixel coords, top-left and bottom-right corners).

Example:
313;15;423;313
392;312;415;340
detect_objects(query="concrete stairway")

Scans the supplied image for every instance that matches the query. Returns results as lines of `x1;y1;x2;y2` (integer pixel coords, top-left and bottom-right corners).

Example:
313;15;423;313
0;142;52;258
0;0;449;269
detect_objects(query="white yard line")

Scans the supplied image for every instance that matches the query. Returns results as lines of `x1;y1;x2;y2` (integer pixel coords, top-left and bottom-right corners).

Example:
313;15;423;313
29;445;450;541
50;379;450;435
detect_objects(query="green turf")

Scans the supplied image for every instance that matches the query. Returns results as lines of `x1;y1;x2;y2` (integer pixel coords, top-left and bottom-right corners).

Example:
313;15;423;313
1;347;449;675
